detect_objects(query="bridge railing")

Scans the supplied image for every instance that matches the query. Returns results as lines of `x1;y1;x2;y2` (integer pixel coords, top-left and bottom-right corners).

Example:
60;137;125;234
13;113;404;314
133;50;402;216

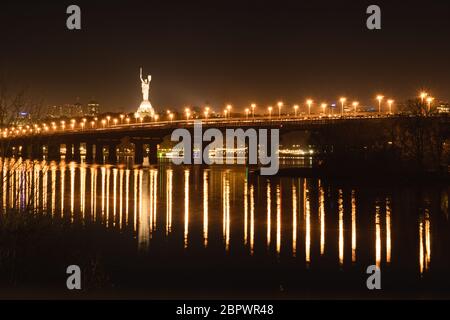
1;112;447;140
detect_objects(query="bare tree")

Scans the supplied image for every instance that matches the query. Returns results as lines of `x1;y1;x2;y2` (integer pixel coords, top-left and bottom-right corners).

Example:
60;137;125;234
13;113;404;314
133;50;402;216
0;78;47;214
393;98;449;172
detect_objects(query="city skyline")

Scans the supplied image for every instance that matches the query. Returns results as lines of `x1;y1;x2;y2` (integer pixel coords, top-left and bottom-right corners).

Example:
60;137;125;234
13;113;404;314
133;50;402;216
41;89;447;116
0;0;449;112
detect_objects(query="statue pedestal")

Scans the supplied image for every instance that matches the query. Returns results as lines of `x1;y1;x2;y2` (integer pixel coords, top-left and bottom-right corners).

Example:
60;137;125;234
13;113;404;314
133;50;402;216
142;156;150;167
136;100;154;118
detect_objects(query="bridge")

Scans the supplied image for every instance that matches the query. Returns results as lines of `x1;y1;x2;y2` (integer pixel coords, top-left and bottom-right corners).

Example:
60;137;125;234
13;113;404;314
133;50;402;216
1;113;448;165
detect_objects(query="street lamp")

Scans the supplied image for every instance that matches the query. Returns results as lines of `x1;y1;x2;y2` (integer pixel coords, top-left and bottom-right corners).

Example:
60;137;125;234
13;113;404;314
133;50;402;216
352;101;359;114
154;114;159;122
293;105;299;117
226;104;232;118
251;103;256;118
339;97;346;116
185;108;191;120
268;106;273;119
420;92;428;104
120;114;125;124
245;108;250;119
426;97;434;112
113;118;118;126
306;99;313;116
277;101;283;118
376;95;384;114
169;113;174;122
106;115;111;127
101;119;106;128
321;103;327;115
387;99;394;114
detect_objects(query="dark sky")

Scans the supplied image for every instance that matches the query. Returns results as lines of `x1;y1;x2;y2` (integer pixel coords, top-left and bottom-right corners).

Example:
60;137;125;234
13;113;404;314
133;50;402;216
0;0;449;113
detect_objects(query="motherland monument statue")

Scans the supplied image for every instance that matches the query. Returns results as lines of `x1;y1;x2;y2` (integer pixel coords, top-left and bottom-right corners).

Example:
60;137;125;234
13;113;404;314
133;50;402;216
135;67;155;118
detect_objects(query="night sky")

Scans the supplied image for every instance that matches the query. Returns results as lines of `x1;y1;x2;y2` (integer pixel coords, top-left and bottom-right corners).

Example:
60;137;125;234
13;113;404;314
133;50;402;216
0;0;449;112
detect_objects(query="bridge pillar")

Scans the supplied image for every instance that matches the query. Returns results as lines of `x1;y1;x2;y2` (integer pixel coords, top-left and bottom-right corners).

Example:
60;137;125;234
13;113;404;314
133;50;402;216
244;141;249;165
31;143;43;160
8;145;14;158
11;144;19;158
201;139;208;164
107;144;117;164
85;143;94;163
73;142;81;162
149;143;158;165
189;140;195;165
225;136;236;165
94;144;104;164
21;145;29;159
192;139;210;164
134;141;143;165
244;137;258;165
258;131;272;165
48;144;61;161
65;143;73;161
2;145;12;158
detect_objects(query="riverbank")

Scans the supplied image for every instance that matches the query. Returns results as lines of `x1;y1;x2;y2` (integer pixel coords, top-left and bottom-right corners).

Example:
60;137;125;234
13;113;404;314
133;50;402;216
255;166;450;184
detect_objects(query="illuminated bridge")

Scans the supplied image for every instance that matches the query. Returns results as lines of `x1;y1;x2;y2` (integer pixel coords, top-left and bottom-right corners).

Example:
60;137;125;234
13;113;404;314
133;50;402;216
1;114;449;165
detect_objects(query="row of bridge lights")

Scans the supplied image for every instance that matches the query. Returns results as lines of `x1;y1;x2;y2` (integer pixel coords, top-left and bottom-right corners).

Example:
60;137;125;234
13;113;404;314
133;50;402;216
184;95;399;120
1;92;437;138
183;91;435;120
1;113;163;138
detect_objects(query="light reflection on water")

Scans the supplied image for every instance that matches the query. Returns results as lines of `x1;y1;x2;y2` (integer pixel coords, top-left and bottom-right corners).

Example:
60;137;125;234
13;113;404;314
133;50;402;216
1;158;449;283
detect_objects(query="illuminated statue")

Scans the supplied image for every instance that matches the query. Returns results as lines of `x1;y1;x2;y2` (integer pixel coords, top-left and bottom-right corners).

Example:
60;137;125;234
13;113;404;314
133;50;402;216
135;67;155;118
140;68;151;101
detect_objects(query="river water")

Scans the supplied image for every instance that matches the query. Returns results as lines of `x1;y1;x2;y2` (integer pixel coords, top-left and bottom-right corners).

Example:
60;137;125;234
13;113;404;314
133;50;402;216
0;158;449;298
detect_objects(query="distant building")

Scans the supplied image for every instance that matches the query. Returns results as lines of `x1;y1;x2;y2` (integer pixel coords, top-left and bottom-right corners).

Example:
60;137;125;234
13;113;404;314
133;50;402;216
72;102;84;117
47;105;64;118
14;111;32;126
86;101;100;117
358;105;376;112
47;101;100;118
437;102;449;114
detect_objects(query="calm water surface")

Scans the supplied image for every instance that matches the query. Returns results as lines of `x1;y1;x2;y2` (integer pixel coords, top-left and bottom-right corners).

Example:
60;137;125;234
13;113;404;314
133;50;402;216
0;158;449;298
